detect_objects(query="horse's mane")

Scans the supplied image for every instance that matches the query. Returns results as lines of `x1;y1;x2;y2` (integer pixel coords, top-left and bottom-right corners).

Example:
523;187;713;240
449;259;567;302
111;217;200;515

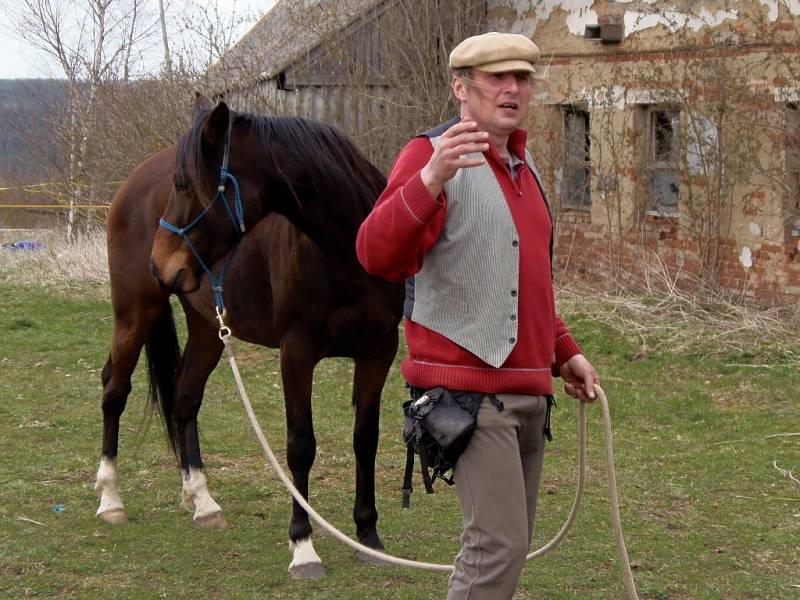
175;109;387;224
174;111;211;195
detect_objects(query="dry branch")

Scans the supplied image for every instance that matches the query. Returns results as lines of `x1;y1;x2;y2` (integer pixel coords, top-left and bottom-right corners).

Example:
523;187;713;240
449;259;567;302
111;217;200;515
773;461;800;489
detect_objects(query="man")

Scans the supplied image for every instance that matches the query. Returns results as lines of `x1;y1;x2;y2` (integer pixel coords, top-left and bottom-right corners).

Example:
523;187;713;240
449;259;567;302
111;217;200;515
356;32;599;599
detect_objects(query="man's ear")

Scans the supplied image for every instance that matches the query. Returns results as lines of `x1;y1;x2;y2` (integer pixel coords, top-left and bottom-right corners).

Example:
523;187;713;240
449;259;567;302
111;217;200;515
452;76;468;102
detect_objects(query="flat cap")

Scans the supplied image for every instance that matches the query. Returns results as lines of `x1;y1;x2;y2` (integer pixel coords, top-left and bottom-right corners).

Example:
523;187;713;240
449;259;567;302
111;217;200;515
449;32;540;74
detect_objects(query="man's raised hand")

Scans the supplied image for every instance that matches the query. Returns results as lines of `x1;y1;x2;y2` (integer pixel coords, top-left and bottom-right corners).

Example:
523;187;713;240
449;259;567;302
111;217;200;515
420;120;489;197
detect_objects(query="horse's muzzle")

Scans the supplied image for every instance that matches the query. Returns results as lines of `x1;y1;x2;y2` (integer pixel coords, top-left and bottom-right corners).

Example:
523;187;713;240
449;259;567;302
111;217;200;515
149;257;188;293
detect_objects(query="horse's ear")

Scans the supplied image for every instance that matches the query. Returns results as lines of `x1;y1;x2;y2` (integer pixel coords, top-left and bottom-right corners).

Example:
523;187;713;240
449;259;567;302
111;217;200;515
192;93;213;122
201;102;230;151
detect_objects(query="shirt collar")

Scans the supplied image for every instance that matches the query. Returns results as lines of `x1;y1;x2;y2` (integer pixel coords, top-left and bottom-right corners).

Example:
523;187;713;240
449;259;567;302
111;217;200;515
483;128;528;163
483;128;528;177
508;128;528;161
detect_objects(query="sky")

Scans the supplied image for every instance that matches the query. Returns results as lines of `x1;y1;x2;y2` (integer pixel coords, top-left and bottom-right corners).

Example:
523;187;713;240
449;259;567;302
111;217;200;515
0;0;276;79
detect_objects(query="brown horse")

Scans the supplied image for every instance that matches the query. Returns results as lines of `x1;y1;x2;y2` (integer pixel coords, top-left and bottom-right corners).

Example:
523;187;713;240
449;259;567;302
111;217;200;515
96;96;404;578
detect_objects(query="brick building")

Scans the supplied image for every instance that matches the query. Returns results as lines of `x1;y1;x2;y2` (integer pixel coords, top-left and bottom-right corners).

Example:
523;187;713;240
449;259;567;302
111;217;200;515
491;0;800;303
218;0;800;303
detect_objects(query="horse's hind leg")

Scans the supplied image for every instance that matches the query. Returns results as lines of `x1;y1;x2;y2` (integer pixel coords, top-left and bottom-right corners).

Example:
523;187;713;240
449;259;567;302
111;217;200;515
96;303;165;524
280;331;325;579
351;339;397;564
174;300;227;530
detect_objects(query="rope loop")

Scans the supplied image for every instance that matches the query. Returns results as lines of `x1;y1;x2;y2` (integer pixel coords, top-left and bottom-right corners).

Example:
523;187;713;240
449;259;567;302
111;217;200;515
223;335;639;598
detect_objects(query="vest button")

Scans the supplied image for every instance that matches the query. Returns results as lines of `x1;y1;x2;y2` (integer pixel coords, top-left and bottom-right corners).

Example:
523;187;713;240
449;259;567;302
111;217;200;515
511;289;517;297
510;314;517;321
512;240;519;247
508;337;516;344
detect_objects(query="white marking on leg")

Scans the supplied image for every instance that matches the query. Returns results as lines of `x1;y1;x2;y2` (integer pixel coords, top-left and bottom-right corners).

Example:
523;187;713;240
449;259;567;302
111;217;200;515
181;468;223;521
95;457;126;521
289;538;322;569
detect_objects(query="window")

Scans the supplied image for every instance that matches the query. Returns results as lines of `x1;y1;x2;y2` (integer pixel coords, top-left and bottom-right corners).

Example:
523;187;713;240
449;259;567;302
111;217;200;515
785;103;800;238
786;103;800;216
563;106;591;208
647;107;680;214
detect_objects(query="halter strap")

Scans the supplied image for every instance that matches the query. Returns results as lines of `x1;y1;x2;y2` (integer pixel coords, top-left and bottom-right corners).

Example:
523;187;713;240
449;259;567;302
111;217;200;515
158;117;246;312
219;124;245;234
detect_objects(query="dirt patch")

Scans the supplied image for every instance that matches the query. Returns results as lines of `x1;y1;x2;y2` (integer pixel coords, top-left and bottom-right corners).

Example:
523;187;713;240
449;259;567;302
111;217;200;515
710;383;761;411
748;548;788;574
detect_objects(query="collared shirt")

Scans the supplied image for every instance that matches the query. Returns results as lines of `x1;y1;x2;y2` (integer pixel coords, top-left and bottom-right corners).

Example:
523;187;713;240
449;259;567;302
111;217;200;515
501;151;526;181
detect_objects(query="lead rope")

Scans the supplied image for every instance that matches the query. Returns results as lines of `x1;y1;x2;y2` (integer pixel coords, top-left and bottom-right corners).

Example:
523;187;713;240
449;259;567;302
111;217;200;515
217;319;639;598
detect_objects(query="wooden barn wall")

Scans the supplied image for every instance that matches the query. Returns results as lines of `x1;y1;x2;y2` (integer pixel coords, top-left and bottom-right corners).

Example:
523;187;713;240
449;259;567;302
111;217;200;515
228;82;401;170
224;0;487;170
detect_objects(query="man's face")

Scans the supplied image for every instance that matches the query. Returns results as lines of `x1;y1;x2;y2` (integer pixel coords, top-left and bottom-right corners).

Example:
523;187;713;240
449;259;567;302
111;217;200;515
453;69;533;138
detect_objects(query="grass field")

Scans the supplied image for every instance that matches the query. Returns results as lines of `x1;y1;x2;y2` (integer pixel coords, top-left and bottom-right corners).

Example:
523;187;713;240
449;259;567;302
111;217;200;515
1;250;799;598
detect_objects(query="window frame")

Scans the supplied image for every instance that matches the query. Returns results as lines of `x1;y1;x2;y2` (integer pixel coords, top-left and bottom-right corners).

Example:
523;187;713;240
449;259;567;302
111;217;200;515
786;104;800;214
645;105;681;216
561;104;592;210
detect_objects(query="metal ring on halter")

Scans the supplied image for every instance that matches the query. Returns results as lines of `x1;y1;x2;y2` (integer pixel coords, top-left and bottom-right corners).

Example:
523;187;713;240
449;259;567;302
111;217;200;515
215;307;231;340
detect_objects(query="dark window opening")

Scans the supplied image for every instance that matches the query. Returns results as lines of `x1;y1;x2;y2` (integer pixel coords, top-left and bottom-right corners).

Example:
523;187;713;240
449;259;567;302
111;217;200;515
653;110;677;161
647;108;680;213
786;103;800;215
277;70;292;91
563;106;591;208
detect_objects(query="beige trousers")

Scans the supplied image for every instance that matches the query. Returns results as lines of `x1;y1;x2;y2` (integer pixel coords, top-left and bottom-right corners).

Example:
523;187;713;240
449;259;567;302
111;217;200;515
446;394;549;600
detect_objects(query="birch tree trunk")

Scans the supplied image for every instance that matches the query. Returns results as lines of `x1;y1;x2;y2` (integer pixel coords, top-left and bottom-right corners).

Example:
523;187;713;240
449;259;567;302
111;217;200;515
158;0;172;78
65;87;81;241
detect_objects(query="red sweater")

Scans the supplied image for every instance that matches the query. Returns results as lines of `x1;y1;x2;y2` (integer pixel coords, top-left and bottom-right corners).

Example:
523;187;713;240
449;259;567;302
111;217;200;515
356;127;581;395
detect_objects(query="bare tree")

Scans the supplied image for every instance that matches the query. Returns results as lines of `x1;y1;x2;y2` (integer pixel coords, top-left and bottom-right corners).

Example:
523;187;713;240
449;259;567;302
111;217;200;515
176;0;260;84
157;0;172;78
5;0;156;239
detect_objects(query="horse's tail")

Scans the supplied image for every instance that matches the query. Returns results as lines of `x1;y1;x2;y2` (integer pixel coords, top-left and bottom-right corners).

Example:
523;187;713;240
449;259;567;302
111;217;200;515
145;302;182;459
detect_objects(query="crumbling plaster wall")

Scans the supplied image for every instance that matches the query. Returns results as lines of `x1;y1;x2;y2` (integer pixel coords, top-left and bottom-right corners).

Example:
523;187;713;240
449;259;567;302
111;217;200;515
487;0;800;302
489;1;800;46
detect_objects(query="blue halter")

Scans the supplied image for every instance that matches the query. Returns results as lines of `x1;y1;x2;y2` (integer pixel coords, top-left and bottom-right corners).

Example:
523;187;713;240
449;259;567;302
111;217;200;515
158;122;245;313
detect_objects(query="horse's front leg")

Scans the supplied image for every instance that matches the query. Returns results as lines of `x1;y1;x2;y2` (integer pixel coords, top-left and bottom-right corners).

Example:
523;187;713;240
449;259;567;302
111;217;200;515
175;304;228;530
280;332;325;579
351;337;397;564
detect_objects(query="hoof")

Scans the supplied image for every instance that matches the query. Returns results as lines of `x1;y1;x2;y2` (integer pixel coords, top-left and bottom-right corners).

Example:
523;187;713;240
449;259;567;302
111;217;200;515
288;562;326;580
194;511;229;531
97;508;127;525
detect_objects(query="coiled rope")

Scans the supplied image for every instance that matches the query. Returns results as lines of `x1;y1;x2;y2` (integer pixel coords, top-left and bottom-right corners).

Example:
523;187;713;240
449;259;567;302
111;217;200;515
220;331;638;599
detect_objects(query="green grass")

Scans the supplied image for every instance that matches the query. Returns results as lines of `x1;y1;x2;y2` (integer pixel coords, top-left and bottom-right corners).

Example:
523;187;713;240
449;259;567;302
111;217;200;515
1;283;798;599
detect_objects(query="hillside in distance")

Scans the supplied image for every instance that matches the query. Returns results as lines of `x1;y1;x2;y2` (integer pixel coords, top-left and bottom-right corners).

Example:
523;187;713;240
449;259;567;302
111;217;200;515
0;79;64;185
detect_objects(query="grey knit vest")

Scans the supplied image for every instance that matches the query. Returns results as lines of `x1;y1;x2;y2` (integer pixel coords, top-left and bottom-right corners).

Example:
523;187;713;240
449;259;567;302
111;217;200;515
406;124;549;368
